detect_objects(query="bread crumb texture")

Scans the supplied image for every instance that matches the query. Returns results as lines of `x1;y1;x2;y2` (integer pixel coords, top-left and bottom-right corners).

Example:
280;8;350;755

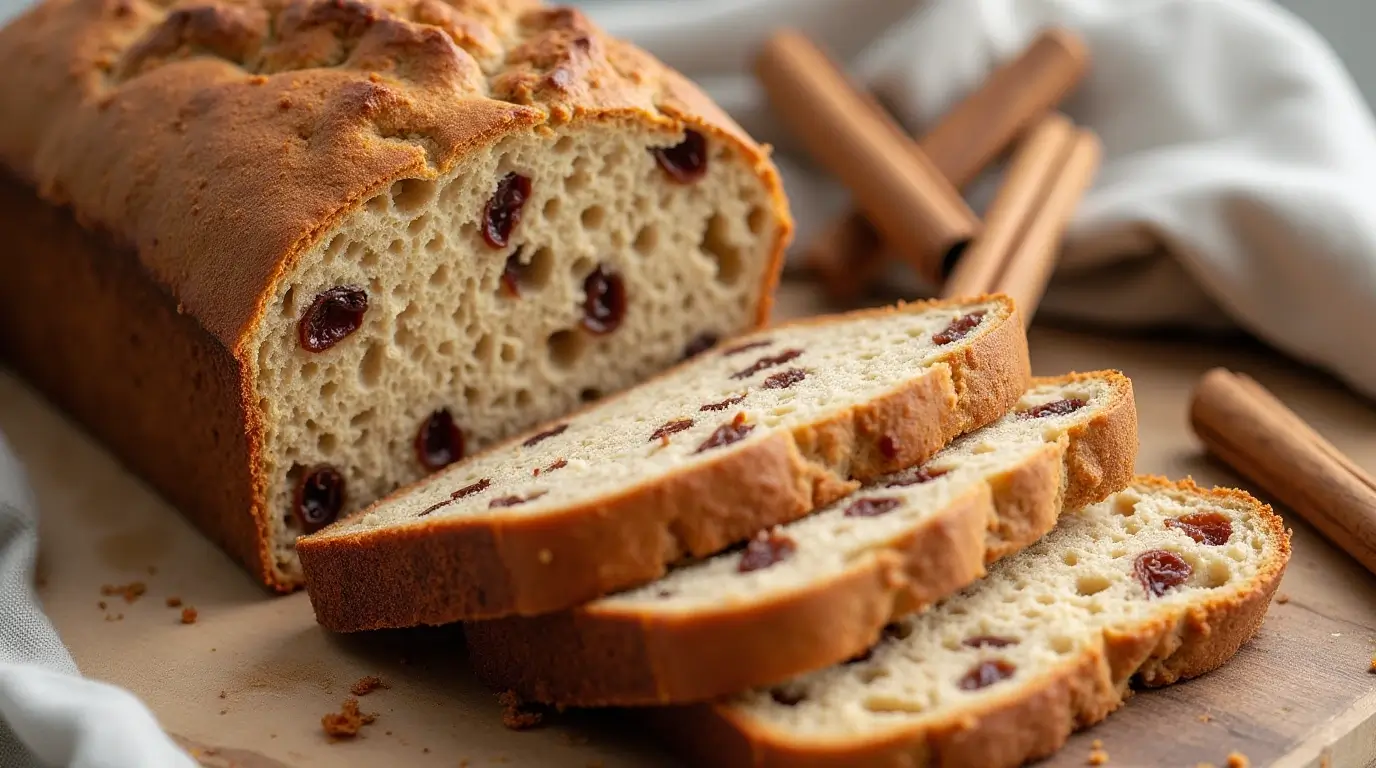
322;698;377;739
1087;747;1109;766
350;675;386;696
165;596;182;607
100;582;146;603
180;606;198;624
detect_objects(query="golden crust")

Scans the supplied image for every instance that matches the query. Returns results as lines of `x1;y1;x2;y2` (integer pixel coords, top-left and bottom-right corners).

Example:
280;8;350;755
461;371;1137;706
296;295;1033;629
0;0;791;591
650;477;1292;768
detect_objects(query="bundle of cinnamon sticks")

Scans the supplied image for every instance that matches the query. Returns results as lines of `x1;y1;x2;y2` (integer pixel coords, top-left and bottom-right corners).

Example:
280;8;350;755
756;27;1099;324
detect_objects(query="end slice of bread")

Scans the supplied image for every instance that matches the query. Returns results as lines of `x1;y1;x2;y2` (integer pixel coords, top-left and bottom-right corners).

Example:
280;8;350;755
464;371;1138;706
297;295;1031;629
655;477;1291;768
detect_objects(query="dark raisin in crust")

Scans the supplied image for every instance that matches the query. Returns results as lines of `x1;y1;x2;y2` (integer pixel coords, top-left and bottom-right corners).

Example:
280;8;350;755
696;413;754;454
1018;398;1087;420
878;435;900;459
1134;549;1193;597
700;394;746;412
295;465;346;533
581;266;626;334
649;418;694;442
483;173;531;248
1166;512;1232;546
651;129;708;183
932;311;986;345
762;368;806;389
298;286;368;352
737;531;796;573
500;250;524;297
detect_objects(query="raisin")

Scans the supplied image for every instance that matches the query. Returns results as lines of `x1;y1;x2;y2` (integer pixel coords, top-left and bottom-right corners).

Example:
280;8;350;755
535;458;568;476
414;409;464;471
932;311;986;345
683;332;718;360
881;622;911;641
294;465;345;533
418;478;491;517
723;339;770;357
737;530;796;573
1134;549;1193;597
298;286;368;352
581;265;626;334
482;173;531;248
695;413;754;453
651;129;708;183
650;418;694;442
732;348;803;380
1018;398;1087;420
1165;512;1233;546
763;368;807;390
878;435;899;460
500;249;524;297
958;659;1016;690
843;497;903;518
523;423;568;447
490;491;546;509
769;687;806;706
885;467;946;488
962;636;1018;649
700;394;746;412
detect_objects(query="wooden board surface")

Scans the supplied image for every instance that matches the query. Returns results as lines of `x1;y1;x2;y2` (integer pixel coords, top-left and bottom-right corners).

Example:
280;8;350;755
4;281;1375;767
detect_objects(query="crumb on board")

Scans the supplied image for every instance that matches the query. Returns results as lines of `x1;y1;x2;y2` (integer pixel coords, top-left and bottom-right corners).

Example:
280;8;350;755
218;691;226;699
422;747;430;754
350;675;387;696
322;698;377;739
101;582;147;603
97;601;106;610
166;596;182;608
497;690;548;730
1198;713;1213;723
103;613;124;622
180;607;198;624
1227;752;1250;768
1088;747;1109;765
1091;739;1102;749
1368;655;1376;674
1274;593;1290;604
219;709;227;716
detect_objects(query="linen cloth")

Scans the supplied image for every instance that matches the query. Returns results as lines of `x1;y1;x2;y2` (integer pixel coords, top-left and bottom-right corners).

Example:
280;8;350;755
1;0;1374;765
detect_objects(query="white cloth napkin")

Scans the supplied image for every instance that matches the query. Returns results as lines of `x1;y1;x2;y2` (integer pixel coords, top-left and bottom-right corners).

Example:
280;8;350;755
1;0;1374;764
581;0;1376;400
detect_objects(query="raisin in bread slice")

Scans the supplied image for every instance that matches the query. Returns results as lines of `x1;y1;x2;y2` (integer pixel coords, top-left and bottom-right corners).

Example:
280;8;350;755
0;0;792;591
464;371;1137;706
297;296;1031;630
654;477;1290;768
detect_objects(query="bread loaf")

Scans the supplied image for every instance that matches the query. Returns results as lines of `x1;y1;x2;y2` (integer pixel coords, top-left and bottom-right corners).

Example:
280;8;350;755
297;296;1032;629
463;371;1136;706
657;477;1290;768
0;0;792;589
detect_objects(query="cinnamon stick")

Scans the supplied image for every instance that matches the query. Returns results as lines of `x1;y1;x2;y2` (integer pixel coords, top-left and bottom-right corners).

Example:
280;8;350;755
756;30;979;284
1190;368;1376;576
806;27;1089;299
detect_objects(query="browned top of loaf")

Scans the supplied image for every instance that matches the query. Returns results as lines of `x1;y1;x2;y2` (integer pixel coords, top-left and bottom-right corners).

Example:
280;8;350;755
0;0;779;353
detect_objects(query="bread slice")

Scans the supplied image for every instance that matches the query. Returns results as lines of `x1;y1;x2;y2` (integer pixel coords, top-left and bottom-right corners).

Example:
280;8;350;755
298;296;1031;629
463;371;1137;706
654;477;1290;768
0;0;792;591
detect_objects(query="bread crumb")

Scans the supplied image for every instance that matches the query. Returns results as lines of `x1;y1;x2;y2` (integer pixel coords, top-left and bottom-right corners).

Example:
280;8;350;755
1368;655;1376;674
497;690;548;730
422;747;430;754
1198;713;1213;723
1088;747;1109;765
180;607;198;624
1226;753;1249;768
166;596;182;608
218;690;226;699
1275;593;1290;604
219;709;227;716
1091;739;1103;749
103;613;124;622
101;582;147;603
350;675;387;696
321;698;377;739
97;601;106;610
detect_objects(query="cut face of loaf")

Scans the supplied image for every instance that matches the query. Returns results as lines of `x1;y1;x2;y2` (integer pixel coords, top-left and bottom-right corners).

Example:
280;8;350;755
661;478;1290;768
297;296;1033;630
0;0;793;590
464;371;1138;706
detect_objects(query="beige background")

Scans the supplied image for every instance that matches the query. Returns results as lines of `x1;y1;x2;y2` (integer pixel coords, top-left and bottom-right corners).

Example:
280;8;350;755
3;282;1375;767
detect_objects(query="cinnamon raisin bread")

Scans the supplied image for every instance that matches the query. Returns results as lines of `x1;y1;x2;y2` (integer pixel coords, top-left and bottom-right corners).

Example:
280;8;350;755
297;296;1032;630
656;477;1290;768
463;371;1136;706
0;0;793;590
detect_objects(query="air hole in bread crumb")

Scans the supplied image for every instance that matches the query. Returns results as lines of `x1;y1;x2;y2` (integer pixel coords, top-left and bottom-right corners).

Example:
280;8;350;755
425;234;446;254
318;432;338;453
387;238;405;256
430;264;450;286
747;206;768;235
516;390;532;408
280;286;297;317
542;197;561;219
699;214;743;285
500;341;518;363
350;408;375;428
554;135;575;154
580;205;606;230
567;169;592;192
475;334;495;364
1050;636;1075;654
320;380;337;399
408;214;431;237
580;388;602;403
360;343;385;387
862;695;924;714
1207;559;1231;587
634;224;659;255
570;256;594;277
1113;494;1139;516
301;361;319;380
1062;551;1079;566
391;178;436;214
547;330;584;369
1077;574;1112;596
463;386;479;405
437;340;455;357
857;667;888;684
365;195;388;214
1036;593;1055;605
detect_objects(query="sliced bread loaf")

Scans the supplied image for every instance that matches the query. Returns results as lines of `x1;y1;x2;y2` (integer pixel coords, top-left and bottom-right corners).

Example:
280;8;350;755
298;296;1031;630
464;371;1137;706
655;477;1290;768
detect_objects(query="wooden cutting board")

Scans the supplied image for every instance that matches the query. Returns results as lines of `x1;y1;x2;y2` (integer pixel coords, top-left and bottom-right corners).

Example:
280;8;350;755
4;281;1375;767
